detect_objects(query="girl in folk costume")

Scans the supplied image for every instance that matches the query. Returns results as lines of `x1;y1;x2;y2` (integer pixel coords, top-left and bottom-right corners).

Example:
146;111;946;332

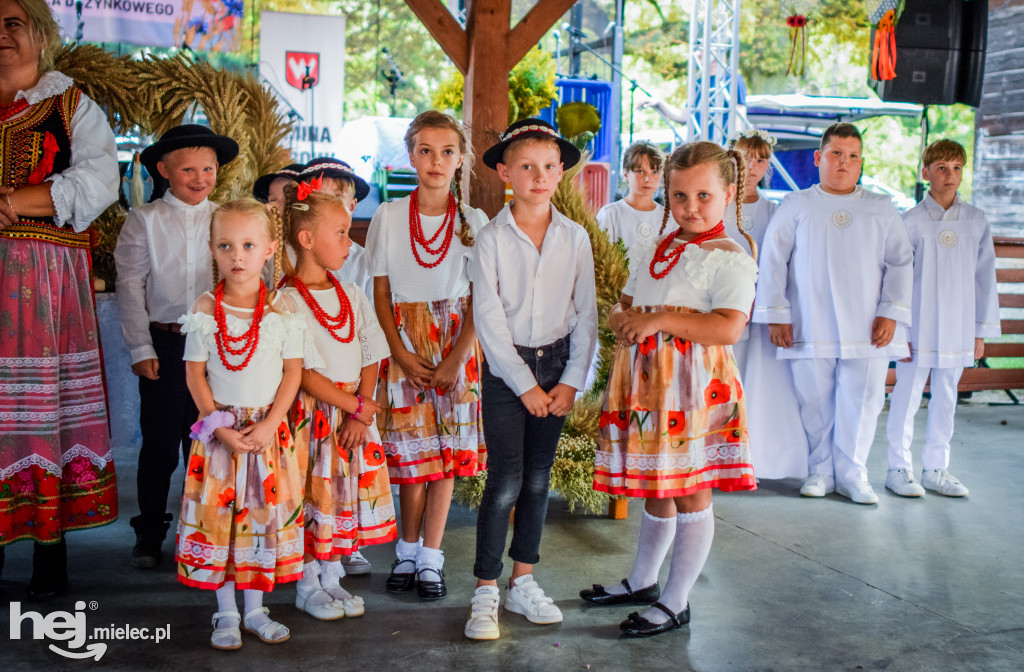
279;183;396;620
723;129;808;480
176;199;305;650
585;142;758;637
366;110;487;600
0;0;119;599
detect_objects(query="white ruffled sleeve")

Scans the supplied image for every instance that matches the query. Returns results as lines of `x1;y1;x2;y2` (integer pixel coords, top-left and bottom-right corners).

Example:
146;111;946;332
178;310;216;362
462;207;489;265
706;249;759;317
365;202;389;277
353;285;390;366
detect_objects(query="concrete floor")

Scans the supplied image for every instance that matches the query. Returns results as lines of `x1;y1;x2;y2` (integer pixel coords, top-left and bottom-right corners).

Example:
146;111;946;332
2;402;1023;672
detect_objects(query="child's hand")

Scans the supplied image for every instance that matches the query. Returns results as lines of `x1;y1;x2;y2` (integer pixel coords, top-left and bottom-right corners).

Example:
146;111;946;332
547;383;577;417
520;386;553;418
616;310;661;345
394;349;435;390
429;354;464;394
352;394;381;426
900;341;913;363
131;358;160;380
768;323;793;348
338;416;368;452
213;427;253;454
975;337;985;360
871;317;896;348
239;420;276;454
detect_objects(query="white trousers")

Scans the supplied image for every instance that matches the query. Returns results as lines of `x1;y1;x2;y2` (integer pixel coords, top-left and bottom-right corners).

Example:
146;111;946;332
790;358;889;484
885;362;963;472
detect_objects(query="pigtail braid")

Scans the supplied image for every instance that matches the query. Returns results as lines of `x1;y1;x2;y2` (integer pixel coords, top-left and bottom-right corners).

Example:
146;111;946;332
279;186;298;279
270;205;285;288
453;165;474;247
727;149;756;261
658;166;672;235
209;216;220;289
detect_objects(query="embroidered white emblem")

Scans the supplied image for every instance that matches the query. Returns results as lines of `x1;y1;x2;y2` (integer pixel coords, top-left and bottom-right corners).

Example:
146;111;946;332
938;230;957;248
831;210;852;228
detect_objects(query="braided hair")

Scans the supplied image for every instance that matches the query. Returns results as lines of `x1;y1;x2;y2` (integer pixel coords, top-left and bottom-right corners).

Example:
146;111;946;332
405;110;475;247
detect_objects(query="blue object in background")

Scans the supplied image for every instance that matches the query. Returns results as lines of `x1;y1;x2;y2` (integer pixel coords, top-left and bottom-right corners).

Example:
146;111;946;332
538;78;613;163
769;148;818;190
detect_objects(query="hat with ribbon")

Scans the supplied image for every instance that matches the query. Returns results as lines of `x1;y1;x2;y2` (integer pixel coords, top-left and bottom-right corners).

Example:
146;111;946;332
140;124;239;175
299;158;370;202
482;118;581;171
252;163;305;203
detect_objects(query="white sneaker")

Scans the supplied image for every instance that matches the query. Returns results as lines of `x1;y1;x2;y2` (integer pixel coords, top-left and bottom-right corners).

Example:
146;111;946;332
800;474;835;497
340;551;372;575
503;575;563;625
836;480;880;505
885;468;925;497
464;586;500;640
921;469;969;497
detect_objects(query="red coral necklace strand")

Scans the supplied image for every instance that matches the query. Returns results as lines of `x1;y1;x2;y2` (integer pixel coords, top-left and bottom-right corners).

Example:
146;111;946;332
291;273;355;343
409;187;457;268
214;280;266;371
0;99;29;121
649;222;726;280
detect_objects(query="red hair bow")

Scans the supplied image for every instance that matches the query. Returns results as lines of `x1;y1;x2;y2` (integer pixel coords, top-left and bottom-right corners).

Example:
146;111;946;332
296;175;323;201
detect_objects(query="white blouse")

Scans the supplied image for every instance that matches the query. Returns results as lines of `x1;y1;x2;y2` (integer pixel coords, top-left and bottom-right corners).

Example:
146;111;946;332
280;284;390;384
595;198;667;272
723;193;778;258
365;196;488;302
625;237;758;315
15;71;118;232
180;292;305;408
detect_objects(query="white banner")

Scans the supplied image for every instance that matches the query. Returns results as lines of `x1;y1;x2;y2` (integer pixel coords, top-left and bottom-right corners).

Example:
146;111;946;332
49;0;243;50
259;11;347;165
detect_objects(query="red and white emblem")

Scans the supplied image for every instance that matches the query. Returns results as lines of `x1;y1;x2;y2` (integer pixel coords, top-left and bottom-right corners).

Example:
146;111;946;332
286;51;320;90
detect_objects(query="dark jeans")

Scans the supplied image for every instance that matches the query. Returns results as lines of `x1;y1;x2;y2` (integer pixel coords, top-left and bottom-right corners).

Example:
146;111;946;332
473;335;570;580
133;326;197;541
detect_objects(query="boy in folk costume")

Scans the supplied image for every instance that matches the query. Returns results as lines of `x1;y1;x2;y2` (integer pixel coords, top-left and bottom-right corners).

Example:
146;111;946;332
753;122;913;505
884;139;1000;498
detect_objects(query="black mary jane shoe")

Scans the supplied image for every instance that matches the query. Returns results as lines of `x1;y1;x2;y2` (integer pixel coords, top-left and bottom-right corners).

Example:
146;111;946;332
580;578;660;606
385;558;418;593
619;601;690;638
416;567;447;600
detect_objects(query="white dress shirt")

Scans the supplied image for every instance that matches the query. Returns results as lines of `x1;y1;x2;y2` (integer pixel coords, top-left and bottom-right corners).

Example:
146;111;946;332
15;71;118;231
723;193;778;258
471;203;598;396
114;192;217;363
365;196;488;302
332;242;374;301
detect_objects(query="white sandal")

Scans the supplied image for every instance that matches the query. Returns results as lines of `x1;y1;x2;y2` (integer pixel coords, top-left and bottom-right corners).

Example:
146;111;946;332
242;607;290;644
332;592;365;618
210;610;242;651
296;582;346;620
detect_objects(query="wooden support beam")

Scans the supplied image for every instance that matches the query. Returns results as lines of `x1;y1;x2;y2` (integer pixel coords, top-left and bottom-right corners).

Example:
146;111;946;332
404;0;469;73
506;0;577;70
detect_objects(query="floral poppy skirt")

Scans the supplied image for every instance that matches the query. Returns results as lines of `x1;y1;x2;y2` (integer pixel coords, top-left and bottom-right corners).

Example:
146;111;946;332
176;405;304;591
375;297;486;484
593;306;756;499
0;239;117;546
293;387;396;560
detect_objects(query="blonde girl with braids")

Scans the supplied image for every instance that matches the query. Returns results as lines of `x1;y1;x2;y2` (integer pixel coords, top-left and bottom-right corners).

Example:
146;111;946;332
585;142;758;637
276;184;396;620
364;110;488;601
724;130;810;481
176;199;306;650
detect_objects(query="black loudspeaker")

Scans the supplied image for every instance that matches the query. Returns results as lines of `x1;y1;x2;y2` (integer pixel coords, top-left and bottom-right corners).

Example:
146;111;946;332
870;0;988;107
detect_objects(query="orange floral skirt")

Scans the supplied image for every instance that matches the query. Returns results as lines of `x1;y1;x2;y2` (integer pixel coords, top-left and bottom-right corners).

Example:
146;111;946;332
293;386;396;559
375;297;486;483
593;306;756;499
176;405;304;591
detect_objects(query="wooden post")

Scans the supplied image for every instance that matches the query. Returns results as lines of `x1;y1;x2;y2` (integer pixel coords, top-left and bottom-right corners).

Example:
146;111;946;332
608;498;628;520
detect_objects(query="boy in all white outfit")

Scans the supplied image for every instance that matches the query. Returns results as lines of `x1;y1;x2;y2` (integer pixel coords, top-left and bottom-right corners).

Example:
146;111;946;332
753;122;913;505
884;139;1000;498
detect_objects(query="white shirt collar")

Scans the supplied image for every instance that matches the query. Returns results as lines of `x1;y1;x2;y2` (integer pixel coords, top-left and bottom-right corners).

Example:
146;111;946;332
812;184;863;199
15;71;74;105
922;191;961;219
495;202;567;229
162;190;210;211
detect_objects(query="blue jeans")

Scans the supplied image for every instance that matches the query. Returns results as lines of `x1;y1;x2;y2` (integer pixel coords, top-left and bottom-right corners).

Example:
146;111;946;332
473;336;570;580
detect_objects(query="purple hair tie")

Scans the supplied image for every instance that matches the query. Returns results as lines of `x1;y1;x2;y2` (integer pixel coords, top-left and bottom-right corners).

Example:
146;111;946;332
189;410;236;445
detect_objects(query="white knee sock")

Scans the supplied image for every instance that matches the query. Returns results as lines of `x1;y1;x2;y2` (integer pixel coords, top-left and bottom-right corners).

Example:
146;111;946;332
643;505;715;624
243;588;272;628
297;561;333;608
319;559;353;600
394;537;422;574
416;546;444;583
215;581;237;614
606;510;676;595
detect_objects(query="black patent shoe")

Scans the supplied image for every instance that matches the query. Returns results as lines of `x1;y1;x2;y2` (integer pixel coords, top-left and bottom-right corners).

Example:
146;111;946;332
580;578;660;606
27;540;68;602
385;558;417;593
416;567;447;600
131;536;162;569
620;602;690;637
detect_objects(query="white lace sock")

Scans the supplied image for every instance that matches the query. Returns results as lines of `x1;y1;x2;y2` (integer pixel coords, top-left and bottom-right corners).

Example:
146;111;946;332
243;589;272;629
394;537;421;574
297;561;335;609
319;559;353;600
215;581;237;614
606;510;676;595
642;505;714;625
416;546;444;583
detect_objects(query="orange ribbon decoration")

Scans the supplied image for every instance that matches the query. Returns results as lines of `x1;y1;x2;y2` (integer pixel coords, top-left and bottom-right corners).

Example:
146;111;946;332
872;9;897;81
296;175;323;201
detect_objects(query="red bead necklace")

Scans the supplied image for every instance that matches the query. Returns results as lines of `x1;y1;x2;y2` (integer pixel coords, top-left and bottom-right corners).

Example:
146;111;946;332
214;280;267;372
290;273;355;343
0;99;29;121
649;222;726;280
409;188;457;268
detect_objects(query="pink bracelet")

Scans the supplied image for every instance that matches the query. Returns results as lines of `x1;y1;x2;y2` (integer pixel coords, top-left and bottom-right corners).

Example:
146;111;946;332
349;393;363;419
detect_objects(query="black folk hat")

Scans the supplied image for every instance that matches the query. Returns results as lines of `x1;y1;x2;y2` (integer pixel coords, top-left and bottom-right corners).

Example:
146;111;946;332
300;158;370;202
482;118;581;171
252;163;305;203
140;124;239;176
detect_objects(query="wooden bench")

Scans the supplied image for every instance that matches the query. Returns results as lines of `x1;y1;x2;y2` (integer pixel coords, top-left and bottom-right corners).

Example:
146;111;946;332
885;236;1024;399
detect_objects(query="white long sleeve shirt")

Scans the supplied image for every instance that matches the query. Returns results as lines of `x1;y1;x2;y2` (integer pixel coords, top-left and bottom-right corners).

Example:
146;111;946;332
471;203;598;396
